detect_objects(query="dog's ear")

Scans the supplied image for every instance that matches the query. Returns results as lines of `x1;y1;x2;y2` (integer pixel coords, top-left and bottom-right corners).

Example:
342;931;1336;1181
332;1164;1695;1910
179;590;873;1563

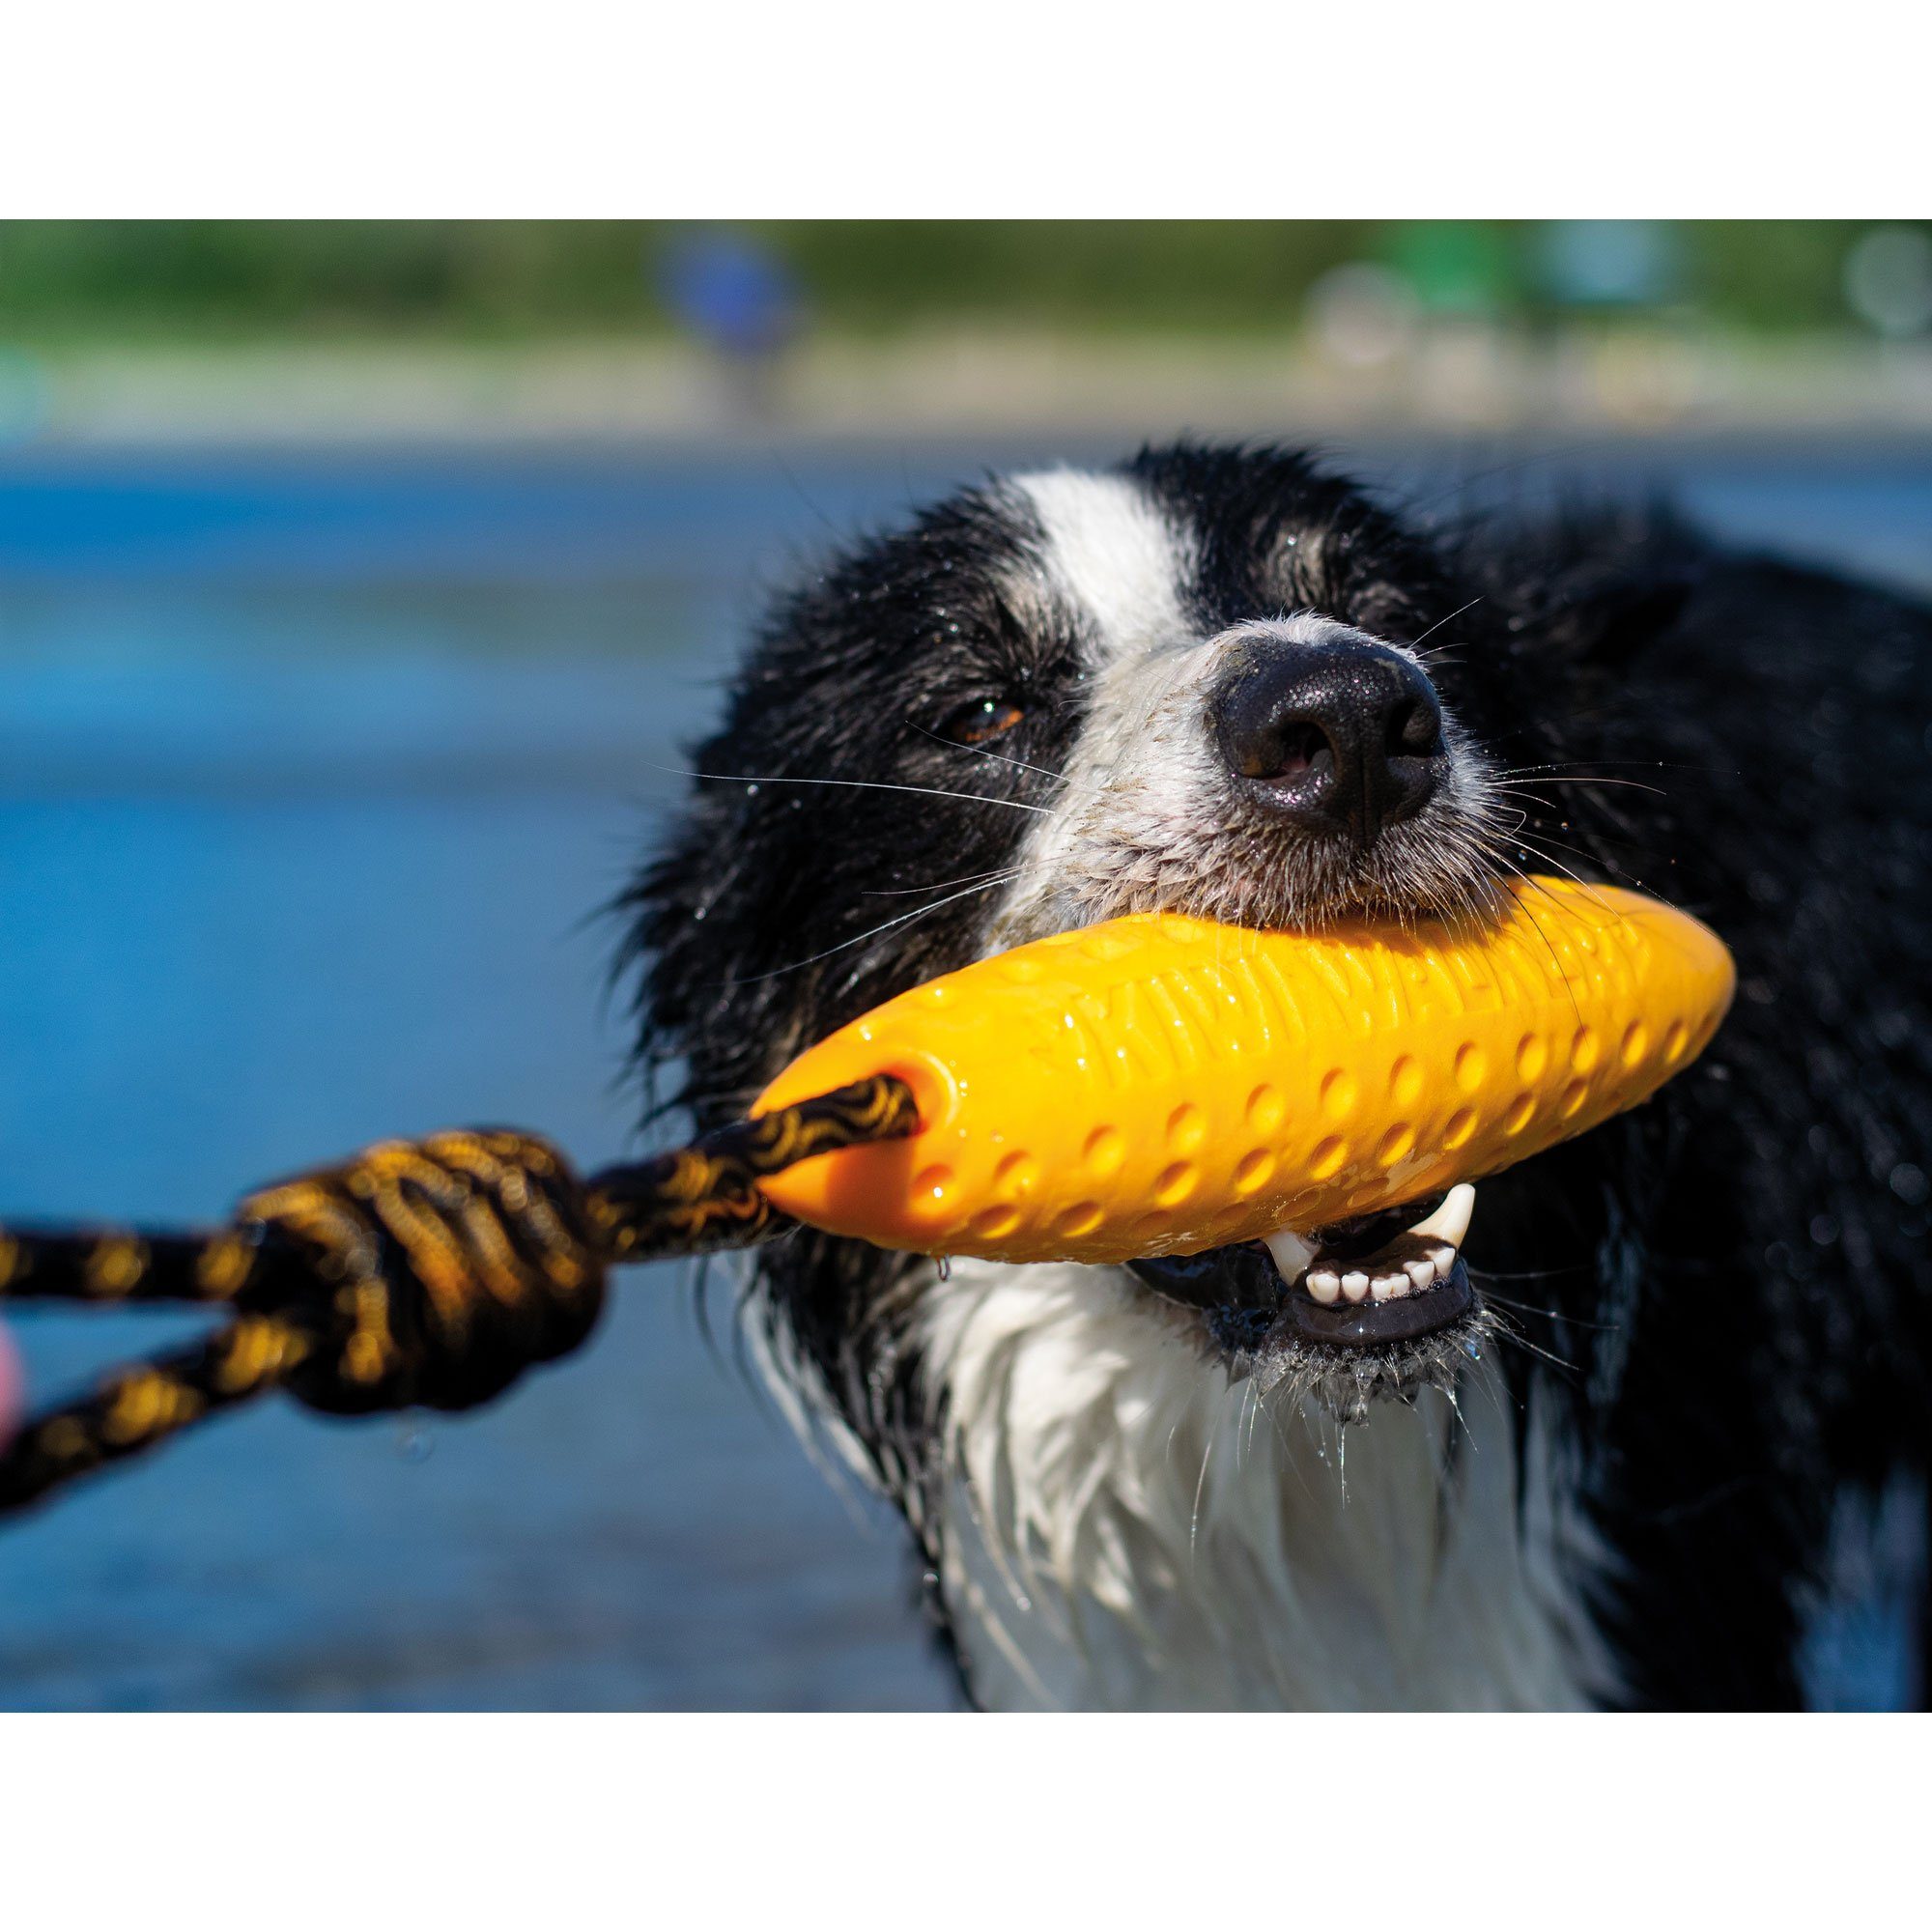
1486;497;1708;666
1536;562;1702;664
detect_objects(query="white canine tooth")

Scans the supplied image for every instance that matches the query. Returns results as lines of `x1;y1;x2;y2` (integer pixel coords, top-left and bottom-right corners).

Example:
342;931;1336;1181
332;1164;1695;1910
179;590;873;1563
1370;1271;1409;1301
1341;1270;1371;1304
1305;1268;1342;1305
1410;1182;1476;1252
1404;1257;1436;1290
1264;1229;1318;1283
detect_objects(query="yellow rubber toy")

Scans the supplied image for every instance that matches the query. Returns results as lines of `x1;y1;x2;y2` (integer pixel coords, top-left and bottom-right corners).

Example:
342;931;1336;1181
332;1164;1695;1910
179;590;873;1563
753;877;1735;1264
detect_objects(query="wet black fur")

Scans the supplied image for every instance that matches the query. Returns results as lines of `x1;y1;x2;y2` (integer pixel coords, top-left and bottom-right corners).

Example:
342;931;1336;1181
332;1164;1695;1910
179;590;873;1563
627;441;1932;1709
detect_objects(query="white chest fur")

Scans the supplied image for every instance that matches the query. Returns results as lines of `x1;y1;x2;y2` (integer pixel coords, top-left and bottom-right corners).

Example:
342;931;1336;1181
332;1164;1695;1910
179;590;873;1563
913;1259;1609;1711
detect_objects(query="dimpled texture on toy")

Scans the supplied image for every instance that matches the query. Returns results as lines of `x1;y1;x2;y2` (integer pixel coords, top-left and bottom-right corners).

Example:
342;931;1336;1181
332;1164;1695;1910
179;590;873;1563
752;877;1736;1264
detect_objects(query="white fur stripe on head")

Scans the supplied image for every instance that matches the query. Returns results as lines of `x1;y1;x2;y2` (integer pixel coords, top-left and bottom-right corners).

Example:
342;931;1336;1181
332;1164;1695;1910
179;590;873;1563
1013;469;1196;666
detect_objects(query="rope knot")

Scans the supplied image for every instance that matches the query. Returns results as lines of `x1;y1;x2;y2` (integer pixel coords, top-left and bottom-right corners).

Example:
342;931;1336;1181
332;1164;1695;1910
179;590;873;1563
238;1129;609;1414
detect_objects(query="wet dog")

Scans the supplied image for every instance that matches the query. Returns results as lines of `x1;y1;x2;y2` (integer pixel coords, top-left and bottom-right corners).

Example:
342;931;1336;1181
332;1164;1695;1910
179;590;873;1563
629;442;1932;1708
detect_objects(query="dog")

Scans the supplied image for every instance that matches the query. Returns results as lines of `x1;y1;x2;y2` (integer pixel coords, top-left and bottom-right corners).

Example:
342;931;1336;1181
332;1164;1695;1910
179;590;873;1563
628;441;1932;1709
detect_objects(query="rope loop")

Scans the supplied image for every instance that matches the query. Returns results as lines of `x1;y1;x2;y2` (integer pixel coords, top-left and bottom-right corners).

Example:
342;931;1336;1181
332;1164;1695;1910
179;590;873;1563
0;1073;915;1514
238;1128;609;1415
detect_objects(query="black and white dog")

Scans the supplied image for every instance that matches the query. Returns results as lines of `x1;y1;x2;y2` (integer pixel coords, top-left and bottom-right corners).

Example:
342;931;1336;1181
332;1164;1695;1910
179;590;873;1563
630;442;1932;1709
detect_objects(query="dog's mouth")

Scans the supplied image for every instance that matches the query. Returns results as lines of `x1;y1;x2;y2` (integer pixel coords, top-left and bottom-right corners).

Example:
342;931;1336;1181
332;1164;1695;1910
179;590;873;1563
1127;1183;1478;1361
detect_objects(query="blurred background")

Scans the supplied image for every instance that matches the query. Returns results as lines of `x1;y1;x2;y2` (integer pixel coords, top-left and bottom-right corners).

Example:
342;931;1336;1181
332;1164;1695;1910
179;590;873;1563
2;220;1928;1709
2;219;1932;443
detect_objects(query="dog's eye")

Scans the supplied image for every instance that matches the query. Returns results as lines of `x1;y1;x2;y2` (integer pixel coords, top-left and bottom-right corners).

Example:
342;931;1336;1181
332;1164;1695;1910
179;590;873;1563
937;696;1027;747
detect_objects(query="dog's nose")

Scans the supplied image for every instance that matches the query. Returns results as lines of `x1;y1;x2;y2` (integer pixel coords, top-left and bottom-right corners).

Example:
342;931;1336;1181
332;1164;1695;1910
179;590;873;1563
1209;634;1448;848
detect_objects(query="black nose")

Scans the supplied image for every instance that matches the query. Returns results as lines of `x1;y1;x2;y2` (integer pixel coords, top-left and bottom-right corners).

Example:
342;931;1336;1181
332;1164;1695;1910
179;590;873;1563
1209;633;1448;848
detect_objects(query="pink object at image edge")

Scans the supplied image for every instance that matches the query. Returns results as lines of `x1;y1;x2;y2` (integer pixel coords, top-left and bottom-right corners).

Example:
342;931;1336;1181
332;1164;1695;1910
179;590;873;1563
0;1321;22;1449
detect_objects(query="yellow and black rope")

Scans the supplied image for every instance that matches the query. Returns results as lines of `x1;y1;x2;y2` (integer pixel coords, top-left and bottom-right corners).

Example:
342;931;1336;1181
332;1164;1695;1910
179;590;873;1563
0;1074;918;1518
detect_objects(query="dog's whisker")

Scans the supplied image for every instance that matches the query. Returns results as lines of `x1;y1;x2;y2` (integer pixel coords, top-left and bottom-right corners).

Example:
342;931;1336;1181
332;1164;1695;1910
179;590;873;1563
1472;1282;1626;1332
649;762;1052;815
1490;775;1676;799
1509;830;1660;894
1482;1307;1582;1378
1404;596;1486;653
1495;831;1649;910
906;721;1069;787
863;867;1022;897
724;874;1015;985
1490;759;1736;778
1479;781;1664;860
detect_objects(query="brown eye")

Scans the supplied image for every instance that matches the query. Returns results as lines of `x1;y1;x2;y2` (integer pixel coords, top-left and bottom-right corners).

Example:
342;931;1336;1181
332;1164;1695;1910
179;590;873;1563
939;696;1027;746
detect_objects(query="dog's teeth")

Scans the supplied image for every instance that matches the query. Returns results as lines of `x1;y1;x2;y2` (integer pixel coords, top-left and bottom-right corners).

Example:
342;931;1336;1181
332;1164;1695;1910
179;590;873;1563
1264;1229;1317;1283
1426;1242;1458;1275
1304;1268;1342;1305
1410;1182;1476;1251
1370;1270;1410;1301
1341;1270;1371;1304
1404;1256;1436;1290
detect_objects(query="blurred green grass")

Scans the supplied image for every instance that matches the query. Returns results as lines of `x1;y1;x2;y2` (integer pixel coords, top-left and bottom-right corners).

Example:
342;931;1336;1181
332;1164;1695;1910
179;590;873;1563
0;220;1918;343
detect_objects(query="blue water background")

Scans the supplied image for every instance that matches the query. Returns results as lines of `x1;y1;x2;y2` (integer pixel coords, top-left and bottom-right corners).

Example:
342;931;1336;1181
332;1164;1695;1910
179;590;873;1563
2;439;1926;1708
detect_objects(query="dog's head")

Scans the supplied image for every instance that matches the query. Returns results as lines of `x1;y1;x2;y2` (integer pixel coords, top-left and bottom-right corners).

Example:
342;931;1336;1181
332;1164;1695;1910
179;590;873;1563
631;442;1639;1506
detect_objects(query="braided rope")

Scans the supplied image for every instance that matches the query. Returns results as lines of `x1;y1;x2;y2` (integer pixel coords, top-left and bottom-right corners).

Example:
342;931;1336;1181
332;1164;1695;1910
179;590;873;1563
0;1074;918;1517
